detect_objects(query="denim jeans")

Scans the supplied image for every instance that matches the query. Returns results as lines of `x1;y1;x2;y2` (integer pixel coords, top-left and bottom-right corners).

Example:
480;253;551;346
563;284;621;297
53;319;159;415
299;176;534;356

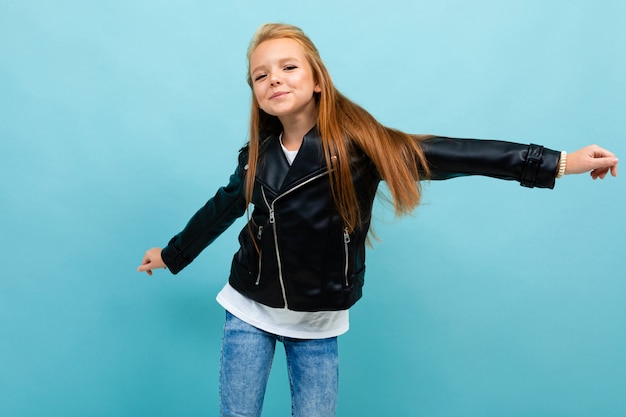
220;311;339;417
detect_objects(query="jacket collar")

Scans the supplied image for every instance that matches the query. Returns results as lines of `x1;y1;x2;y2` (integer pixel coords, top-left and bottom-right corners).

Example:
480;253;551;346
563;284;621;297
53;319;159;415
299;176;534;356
259;128;327;193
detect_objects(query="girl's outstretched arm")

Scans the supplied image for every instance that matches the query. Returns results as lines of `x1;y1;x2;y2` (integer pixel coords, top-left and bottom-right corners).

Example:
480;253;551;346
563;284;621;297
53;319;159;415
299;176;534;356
137;248;166;276
565;145;619;179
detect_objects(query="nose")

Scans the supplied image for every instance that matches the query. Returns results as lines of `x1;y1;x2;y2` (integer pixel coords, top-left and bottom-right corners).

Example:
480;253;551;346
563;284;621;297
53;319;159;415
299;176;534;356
270;73;281;86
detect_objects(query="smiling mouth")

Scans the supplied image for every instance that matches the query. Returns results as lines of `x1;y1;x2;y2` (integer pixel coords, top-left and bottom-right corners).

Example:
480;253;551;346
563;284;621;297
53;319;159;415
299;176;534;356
270;92;288;99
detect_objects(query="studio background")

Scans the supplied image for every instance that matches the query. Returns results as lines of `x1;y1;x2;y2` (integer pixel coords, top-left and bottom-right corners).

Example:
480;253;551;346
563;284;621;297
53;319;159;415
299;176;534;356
1;1;624;416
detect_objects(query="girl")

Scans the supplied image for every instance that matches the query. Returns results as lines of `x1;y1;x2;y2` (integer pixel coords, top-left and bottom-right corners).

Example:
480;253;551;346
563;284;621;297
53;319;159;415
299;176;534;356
138;23;618;417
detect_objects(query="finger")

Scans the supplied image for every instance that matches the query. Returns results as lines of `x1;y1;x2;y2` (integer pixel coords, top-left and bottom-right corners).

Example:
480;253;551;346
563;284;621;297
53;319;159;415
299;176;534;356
591;156;619;169
594;168;609;180
590;169;604;180
611;162;619;177
592;147;616;159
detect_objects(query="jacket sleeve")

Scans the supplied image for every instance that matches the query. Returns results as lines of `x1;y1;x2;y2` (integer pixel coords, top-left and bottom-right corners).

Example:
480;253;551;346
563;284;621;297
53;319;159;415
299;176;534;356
161;154;248;274
421;136;561;189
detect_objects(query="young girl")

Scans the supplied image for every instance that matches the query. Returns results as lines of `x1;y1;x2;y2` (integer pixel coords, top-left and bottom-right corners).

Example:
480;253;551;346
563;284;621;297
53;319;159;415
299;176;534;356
138;23;618;417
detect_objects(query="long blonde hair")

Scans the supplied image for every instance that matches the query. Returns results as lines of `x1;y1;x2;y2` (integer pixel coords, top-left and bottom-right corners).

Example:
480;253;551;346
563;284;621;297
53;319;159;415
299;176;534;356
245;23;431;232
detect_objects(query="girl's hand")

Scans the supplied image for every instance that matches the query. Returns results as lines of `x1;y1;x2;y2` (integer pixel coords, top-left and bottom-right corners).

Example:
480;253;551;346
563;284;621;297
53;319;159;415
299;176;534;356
137;247;166;276
565;145;619;179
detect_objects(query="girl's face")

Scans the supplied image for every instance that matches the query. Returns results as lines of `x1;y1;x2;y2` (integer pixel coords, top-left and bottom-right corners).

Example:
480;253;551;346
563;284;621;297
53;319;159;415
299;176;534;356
249;38;321;125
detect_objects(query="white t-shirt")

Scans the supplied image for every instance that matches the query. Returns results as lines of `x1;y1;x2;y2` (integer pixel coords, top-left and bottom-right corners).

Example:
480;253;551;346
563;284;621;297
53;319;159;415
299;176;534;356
215;134;350;339
216;284;349;338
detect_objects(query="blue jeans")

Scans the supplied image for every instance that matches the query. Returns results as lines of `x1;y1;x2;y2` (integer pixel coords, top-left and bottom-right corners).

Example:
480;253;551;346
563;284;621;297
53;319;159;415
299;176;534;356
220;311;339;417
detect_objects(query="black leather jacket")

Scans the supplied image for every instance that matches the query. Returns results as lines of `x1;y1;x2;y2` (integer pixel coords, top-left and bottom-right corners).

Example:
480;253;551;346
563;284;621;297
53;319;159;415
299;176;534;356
161;131;560;311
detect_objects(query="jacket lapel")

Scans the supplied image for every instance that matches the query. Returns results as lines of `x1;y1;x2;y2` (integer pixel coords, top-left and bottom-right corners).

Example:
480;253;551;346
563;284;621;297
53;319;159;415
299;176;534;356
279;130;326;191
257;130;327;195
257;135;290;194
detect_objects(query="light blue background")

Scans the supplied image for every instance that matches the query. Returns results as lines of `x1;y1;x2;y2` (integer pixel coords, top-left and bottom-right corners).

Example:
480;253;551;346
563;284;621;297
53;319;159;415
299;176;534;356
1;1;624;416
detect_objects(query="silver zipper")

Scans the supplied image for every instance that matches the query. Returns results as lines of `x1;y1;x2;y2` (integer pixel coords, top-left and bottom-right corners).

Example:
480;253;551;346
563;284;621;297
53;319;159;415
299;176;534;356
260;171;329;309
255;255;262;286
255;226;263;285
343;227;351;286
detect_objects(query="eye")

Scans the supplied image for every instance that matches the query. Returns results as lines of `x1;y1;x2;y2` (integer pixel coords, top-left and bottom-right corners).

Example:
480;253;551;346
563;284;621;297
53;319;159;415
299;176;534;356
284;65;297;71
254;74;267;82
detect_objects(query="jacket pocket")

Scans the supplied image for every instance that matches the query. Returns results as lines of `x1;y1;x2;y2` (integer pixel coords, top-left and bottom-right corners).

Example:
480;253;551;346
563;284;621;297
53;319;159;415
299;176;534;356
342;227;351;287
253;226;264;285
233;223;263;285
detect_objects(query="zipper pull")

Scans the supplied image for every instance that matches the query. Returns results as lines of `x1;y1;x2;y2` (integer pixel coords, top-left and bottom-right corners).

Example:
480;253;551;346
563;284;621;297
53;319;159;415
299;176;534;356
343;227;351;244
269;208;275;224
257;226;264;240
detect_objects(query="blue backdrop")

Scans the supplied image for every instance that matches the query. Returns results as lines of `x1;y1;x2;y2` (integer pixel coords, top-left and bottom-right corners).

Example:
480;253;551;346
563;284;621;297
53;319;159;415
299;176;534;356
1;1;624;416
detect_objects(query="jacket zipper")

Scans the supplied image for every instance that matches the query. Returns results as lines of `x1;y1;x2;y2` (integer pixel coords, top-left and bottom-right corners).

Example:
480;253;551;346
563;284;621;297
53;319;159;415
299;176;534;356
261;171;329;309
343;227;351;287
255;226;263;285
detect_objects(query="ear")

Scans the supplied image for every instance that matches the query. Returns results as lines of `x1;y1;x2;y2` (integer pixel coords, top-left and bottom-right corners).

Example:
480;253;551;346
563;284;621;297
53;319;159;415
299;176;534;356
314;83;322;93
